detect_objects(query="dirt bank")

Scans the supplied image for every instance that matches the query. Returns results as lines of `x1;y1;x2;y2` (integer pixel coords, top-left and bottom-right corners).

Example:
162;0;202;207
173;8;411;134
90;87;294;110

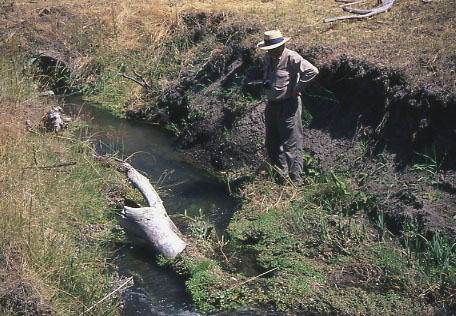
3;3;456;313
123;13;456;242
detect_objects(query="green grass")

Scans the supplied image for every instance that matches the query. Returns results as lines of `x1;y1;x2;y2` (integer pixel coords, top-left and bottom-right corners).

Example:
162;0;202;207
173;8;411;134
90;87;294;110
174;169;455;314
0;52;129;315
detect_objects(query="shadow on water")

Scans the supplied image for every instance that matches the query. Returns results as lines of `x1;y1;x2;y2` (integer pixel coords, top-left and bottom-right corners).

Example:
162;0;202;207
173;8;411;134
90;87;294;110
65;96;239;230
64;96;242;315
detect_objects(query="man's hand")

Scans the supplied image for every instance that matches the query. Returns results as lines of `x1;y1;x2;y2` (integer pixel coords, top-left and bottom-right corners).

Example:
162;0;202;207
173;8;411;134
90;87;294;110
292;90;302;98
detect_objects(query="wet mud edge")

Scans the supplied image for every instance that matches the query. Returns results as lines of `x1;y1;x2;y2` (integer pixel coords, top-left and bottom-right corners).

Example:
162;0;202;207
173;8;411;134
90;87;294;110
125;24;456;243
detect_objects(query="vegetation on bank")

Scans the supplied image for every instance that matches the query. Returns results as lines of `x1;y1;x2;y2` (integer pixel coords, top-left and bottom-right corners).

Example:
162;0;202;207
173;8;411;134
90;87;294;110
0;53;128;315
1;0;456;315
3;0;454;111
167;166;456;314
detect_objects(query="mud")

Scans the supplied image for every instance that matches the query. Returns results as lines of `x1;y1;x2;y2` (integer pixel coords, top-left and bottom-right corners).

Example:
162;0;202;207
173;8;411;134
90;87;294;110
126;13;456;242
10;8;456;315
0;250;53;316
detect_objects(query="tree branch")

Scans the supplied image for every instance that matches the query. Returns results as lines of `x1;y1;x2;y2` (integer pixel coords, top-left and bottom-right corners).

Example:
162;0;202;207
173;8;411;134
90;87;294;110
119;70;151;90
324;0;396;23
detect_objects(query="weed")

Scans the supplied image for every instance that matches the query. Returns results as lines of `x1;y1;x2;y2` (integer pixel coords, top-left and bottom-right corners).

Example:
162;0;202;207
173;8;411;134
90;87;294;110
165;122;182;135
304;82;340;104
375;210;394;241
301;104;313;127
410;150;442;203
287;205;307;235
410;150;438;184
320;215;331;241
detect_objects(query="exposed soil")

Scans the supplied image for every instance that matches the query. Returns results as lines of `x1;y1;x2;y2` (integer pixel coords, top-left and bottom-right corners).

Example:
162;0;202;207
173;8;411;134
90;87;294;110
4;5;455;243
125;13;456;243
3;4;456;314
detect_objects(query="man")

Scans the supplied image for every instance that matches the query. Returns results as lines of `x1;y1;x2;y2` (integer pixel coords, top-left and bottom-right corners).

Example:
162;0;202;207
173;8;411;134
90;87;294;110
258;30;319;186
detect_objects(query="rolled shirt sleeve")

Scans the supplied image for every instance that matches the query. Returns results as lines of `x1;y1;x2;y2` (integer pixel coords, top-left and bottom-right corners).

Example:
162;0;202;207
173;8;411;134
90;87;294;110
290;52;319;96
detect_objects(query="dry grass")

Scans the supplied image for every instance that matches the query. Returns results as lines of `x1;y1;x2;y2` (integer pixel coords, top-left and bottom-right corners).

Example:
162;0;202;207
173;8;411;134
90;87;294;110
0;122;117;313
2;0;454;93
0;116;126;314
0;52;127;314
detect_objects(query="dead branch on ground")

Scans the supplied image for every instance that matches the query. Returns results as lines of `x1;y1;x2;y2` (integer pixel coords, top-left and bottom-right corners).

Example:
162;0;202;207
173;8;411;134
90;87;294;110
118;70;151;90
92;154;186;258
324;0;396;23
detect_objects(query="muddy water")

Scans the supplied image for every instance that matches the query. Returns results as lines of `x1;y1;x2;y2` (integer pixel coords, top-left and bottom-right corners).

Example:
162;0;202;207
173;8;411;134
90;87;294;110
64;96;239;315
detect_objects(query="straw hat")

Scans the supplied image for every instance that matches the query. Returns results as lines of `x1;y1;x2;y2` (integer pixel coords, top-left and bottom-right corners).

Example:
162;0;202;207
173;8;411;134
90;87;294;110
257;30;290;50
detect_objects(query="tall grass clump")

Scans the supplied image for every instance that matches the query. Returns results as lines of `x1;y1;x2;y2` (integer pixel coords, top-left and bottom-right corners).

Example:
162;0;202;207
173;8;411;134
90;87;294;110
0;52;127;315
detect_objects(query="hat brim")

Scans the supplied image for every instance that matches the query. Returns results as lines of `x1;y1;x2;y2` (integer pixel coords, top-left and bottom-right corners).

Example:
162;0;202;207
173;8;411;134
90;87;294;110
257;37;290;50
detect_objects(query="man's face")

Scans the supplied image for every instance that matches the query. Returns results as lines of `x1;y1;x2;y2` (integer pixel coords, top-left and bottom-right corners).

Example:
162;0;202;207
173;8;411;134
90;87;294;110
268;44;285;59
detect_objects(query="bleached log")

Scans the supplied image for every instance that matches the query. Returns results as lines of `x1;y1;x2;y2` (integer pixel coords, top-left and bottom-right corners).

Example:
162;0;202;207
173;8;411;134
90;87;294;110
324;0;396;23
120;162;186;258
121;206;186;258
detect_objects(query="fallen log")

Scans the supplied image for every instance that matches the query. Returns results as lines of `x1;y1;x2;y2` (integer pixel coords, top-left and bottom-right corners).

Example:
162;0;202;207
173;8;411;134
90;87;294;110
324;0;396;23
120;161;186;258
121;206;187;257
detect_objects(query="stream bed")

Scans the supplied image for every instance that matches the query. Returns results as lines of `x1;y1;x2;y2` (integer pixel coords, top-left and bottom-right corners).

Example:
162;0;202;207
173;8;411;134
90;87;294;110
65;96;240;316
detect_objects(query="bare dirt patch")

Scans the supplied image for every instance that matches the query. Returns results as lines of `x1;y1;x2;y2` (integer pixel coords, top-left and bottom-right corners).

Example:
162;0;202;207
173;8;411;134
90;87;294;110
124;13;456;243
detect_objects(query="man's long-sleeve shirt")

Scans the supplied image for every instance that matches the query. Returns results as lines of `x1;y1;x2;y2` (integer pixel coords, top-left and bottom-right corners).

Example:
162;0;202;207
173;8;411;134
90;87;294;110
263;48;319;103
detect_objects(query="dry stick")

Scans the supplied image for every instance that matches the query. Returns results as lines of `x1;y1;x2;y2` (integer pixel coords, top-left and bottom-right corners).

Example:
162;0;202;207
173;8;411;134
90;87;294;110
338;0;367;7
218;234;230;264
118;73;148;88
118;71;151;89
269;188;284;212
81;276;134;315
132;69;151;89
23;162;78;169
324;0;396;22
39;162;78;169
228;267;279;290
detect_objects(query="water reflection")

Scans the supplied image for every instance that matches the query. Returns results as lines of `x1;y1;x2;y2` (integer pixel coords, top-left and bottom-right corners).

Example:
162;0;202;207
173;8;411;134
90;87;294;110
65;96;239;229
64;96;239;315
114;246;198;316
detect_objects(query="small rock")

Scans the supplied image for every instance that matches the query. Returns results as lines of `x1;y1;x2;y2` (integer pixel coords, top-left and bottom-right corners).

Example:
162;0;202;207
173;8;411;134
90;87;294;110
40;90;55;97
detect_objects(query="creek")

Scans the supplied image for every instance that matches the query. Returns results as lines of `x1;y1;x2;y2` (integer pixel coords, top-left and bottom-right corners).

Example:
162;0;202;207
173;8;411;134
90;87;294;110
65;96;240;315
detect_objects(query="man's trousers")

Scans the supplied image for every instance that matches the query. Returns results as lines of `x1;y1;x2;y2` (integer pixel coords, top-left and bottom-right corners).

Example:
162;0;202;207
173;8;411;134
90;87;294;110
264;97;303;183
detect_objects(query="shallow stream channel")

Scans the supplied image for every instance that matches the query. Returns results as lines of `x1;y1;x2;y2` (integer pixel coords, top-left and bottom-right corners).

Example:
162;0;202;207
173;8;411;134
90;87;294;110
64;96;246;316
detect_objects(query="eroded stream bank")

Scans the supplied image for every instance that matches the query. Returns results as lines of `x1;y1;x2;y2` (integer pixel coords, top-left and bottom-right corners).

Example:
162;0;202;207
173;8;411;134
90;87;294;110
118;50;456;313
126;36;456;243
26;11;456;315
29;10;456;241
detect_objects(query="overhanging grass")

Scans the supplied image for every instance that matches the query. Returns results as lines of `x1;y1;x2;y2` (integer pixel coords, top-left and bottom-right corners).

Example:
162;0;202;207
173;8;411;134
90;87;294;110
0;53;128;315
